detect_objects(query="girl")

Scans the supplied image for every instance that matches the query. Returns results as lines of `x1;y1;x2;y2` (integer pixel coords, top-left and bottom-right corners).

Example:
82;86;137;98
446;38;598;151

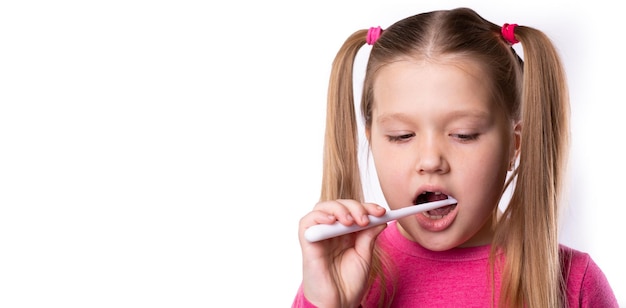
293;7;618;308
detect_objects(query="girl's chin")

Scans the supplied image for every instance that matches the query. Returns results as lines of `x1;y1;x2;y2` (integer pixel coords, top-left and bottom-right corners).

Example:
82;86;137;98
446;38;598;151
397;222;456;250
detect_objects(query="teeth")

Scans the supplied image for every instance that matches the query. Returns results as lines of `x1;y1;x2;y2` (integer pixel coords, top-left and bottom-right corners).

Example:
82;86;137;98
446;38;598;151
422;212;444;220
422;212;443;219
421;191;443;195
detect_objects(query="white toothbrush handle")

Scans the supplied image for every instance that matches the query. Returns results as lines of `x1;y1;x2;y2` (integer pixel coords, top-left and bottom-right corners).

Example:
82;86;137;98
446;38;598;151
304;198;457;242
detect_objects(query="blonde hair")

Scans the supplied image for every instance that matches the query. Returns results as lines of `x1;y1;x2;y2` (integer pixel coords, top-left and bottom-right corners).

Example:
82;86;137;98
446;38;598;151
319;7;570;307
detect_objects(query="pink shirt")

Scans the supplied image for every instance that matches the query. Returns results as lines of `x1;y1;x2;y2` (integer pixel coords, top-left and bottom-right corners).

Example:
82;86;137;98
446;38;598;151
293;221;618;307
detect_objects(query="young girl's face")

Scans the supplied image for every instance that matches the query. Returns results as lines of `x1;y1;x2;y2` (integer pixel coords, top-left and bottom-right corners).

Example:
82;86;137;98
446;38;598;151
368;58;518;251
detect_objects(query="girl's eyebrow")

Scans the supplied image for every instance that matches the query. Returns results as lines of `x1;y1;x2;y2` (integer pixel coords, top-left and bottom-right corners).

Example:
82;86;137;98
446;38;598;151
375;112;414;125
443;109;491;121
376;109;490;125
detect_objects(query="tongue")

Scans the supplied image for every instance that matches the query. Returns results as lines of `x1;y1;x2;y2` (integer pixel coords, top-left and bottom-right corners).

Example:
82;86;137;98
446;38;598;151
427;204;455;216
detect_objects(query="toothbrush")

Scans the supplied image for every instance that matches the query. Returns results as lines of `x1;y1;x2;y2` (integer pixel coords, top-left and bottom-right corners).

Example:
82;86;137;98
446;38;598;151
304;197;458;242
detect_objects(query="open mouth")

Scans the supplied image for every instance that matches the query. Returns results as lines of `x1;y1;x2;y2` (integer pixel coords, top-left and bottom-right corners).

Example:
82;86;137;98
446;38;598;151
415;191;457;219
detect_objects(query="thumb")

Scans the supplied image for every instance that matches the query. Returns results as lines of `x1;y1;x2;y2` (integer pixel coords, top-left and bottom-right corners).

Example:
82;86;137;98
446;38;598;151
354;223;387;259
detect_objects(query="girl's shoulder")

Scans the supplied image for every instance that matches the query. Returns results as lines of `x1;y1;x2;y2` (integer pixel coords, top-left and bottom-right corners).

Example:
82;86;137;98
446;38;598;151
559;244;589;264
559;244;619;307
559;244;601;284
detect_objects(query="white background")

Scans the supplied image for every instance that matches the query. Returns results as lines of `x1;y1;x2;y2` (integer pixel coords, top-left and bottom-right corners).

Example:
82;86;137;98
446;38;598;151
0;0;623;307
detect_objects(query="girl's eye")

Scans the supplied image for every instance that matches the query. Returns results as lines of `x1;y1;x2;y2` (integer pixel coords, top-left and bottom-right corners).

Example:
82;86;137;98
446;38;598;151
387;133;415;142
451;133;479;141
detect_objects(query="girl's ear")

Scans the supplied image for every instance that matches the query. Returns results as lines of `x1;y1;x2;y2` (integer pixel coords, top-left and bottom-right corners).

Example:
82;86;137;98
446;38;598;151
509;121;522;169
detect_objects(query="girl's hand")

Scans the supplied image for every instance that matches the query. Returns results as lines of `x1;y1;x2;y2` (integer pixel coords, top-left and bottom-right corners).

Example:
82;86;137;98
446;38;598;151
298;199;387;308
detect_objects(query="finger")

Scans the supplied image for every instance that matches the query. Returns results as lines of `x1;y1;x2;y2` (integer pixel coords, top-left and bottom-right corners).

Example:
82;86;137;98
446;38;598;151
298;210;336;242
301;200;387;247
312;199;367;226
335;201;386;226
361;202;387;218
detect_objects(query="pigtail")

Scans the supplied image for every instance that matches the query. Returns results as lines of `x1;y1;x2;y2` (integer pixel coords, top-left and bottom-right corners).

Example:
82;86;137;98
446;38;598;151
320;29;395;308
497;26;570;308
320;29;368;202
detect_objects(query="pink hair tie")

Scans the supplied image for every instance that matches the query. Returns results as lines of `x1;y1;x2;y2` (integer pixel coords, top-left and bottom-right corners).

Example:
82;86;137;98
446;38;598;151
501;23;519;45
367;26;383;45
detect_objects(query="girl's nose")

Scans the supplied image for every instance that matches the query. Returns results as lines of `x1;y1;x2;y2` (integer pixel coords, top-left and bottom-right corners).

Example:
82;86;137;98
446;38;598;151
416;137;450;174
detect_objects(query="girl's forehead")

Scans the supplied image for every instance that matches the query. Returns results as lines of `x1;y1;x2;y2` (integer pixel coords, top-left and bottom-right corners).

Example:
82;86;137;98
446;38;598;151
369;58;500;122
374;56;489;84
374;60;490;100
